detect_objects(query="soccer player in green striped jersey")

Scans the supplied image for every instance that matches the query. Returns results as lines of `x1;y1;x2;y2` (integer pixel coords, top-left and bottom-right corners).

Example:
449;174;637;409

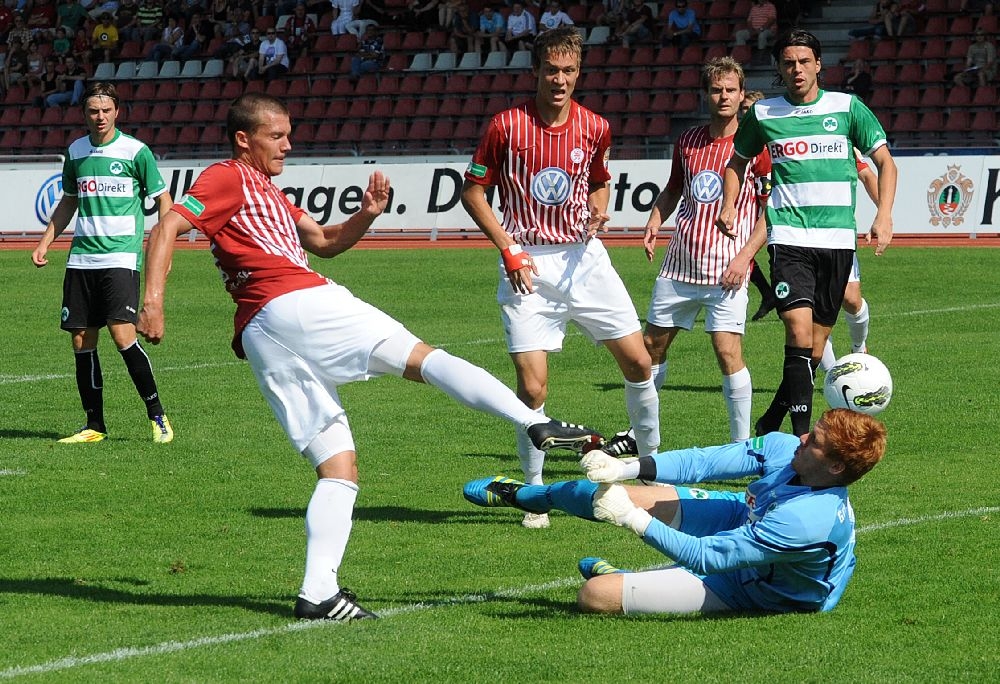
716;29;897;438
31;82;175;444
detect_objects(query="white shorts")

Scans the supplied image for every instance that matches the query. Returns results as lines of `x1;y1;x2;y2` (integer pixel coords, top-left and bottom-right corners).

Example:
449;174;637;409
621;566;731;615
498;239;641;353
241;283;420;455
646;277;749;334
848;254;861;284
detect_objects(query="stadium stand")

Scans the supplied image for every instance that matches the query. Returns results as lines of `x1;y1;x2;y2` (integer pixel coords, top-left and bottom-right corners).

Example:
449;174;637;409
1;1;996;160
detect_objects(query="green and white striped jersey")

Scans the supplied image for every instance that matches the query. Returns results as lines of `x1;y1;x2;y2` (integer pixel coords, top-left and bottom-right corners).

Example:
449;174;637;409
733;90;887;250
61;129;167;270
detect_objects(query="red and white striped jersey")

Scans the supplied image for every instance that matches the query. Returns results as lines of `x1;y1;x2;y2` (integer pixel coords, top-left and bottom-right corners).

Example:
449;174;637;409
171;160;328;357
465;99;612;245
658;126;771;284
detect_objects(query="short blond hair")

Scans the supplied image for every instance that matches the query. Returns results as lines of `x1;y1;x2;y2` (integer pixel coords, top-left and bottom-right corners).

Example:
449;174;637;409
702;56;745;92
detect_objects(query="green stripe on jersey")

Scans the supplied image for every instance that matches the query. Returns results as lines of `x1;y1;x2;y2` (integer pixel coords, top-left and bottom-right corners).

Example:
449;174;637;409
63;130;166;270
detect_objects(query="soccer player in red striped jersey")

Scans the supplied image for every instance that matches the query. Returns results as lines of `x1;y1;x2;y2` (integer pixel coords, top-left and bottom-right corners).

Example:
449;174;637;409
641;57;771;443
461;27;659;528
137;93;602;620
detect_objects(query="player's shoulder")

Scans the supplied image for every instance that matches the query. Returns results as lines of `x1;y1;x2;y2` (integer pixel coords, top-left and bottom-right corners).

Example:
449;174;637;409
107;130;153;158
678;124;711;146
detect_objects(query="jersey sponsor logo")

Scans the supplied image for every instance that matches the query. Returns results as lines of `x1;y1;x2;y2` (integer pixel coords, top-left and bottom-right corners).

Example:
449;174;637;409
466;161;487;179
570;147;585;164
767;136;846;162
530;166;571;206
35;173;63;225
691;170;723;203
775;281;789;299
927;164;974;228
180;194;205;217
77;175;131;197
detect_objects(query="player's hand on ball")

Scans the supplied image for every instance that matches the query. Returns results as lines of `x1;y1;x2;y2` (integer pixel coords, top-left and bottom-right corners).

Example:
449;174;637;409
592;484;652;536
580;450;628;482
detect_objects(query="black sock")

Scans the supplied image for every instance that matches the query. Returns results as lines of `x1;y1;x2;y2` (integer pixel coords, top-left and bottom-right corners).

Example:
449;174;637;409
74;349;106;433
749;261;773;300
119;341;164;419
783;345;814;436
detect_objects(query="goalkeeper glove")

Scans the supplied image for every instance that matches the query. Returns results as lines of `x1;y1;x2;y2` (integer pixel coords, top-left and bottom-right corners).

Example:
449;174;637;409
580;450;639;482
592;484;653;536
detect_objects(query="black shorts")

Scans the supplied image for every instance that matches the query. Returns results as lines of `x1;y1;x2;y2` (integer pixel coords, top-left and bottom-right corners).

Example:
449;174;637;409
767;244;854;327
61;268;140;330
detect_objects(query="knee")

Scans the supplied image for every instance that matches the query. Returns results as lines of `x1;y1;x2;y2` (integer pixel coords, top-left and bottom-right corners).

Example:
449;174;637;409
577;576;623;614
517;378;547;407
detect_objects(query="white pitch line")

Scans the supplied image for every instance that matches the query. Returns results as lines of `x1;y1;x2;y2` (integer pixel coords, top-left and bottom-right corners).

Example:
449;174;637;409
1;505;995;680
0;469;27;477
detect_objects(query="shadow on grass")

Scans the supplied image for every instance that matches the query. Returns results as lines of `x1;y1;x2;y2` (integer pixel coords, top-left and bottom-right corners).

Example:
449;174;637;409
593;382;776;394
250;506;525;524
0;429;66;440
0;577;291;617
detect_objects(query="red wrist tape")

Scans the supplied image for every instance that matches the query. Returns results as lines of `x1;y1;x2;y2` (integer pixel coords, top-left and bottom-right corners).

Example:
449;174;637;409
501;244;532;274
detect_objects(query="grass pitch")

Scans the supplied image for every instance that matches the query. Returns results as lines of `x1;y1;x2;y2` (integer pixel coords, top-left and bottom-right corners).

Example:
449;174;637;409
1;245;998;682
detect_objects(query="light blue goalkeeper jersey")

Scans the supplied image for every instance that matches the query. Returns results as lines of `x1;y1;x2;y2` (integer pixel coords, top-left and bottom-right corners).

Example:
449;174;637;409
643;433;858;613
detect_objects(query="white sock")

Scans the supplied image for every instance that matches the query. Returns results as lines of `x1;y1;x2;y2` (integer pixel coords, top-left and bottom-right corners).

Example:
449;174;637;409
844;298;870;353
651;361;668;391
722;366;752;442
625;376;660;457
515;404;546;485
419;349;544;430
819;337;837;372
299;478;357;604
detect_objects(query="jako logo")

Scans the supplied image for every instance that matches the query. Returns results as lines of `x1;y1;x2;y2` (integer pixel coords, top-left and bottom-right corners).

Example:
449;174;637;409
35;173;63;225
531;167;571;206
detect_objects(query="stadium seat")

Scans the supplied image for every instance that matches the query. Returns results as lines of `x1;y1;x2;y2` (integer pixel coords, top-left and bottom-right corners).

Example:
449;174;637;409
674;91;699;113
93;62;116;80
423;73;448;93
266;79;288;98
191;102;217;122
378;74;402;95
332;77;354;96
369;98;392;118
119;40;143;60
871;40;897;62
892;87;918;109
303;99;328;120
605;70;629;91
135;61;159;79
446;73;468;94
650;91;673;112
892;111;919;133
200;80;222;100
457;52;481;70
439;96;463;116
408;52;433;71
180;60;202;78
176;126;202;147
676;69;700;89
919;110;945;133
485;94;507;115
731;44;752;65
919;86;945;108
483;51;507;69
424;30;448;50
202;59;225;78
942;110;971;135
972;86;997;108
401;31;425;51
0;108;21;127
950;15;975;35
347;98;370;118
384;120;408;142
679;45;703;65
646;115;670;138
43;128;68;152
158;60;181;78
126;103;151;125
896;39;922;61
586;2;606;23
705;22;730;43
220;80;243;100
655;45;680;65
507;50;532;69
947;39;971;61
607;47;631;67
923;62;949;83
41;106;63;126
922;38;947;61
604;93;629;113
157;81;180;100
897;63;922;83
628;70;653;90
704;44;727;61
414;96;439;117
977;15;999;33
945;85;972;108
585;25;610;45
871;65;895;84
392;96;417;118
621;115;647;138
707;0;732;19
22;129;44;151
970;110;996;132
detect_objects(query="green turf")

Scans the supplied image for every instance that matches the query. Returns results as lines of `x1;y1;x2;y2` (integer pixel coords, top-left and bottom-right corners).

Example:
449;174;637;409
1;246;998;682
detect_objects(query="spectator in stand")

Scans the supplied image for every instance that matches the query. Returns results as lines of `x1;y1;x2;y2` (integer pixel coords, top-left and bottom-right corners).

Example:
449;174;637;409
843;57;872;102
329;0;360;35
27;0;59;41
474;4;505;55
257;25;289;80
215;26;251;59
72;26;93;65
174;11;213;62
46;53;87;106
404;0;439;31
735;0;778;54
349;21;384;79
116;0;141;41
776;0;802;31
662;0;700;48
35;57;61;106
135;0;165;42
3;37;28;92
438;0;462;31
847;0;888;40
613;0;655;47
500;1;535;53
209;0;231;38
146;15;183;62
283;2;316;58
953;28;997;87
91;12;120;63
57;0;91;36
229;27;261;78
0;5;14;39
448;0;477;55
53;26;73;57
25;39;45;87
7;14;33;47
538;1;573;33
882;1;913;38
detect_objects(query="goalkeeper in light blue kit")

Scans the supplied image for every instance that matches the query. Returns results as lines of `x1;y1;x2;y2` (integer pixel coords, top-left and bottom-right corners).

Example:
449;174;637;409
463;408;886;615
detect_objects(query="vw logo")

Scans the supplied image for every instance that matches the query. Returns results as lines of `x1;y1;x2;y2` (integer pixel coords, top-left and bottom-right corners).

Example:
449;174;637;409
36;173;64;225
530;167;571;206
691;170;723;203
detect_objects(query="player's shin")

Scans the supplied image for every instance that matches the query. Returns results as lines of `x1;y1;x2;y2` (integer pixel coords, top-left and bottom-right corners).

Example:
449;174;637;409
625;377;660;457
783;345;814;437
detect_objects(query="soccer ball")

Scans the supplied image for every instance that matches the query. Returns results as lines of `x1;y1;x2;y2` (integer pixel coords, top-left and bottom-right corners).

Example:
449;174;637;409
823;353;893;416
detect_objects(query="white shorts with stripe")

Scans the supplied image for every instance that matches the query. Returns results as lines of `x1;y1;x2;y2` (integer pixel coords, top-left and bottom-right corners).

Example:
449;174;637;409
498;238;641;353
241;283;419;456
646;277;749;334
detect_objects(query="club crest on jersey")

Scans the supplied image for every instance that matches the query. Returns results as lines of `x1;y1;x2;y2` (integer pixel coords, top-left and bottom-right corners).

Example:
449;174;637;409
109;161;124;175
531;167;571;206
570;147;585;164
822;116;838;132
691;170;723;203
